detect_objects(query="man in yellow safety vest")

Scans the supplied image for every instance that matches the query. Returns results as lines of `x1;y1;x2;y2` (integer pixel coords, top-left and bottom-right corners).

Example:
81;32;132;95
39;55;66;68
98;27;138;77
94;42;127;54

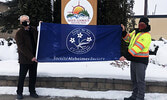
120;17;151;100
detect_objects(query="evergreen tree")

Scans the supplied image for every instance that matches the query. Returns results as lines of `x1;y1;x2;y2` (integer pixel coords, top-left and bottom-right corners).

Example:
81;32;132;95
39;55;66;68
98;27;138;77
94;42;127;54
0;0;19;33
98;0;135;27
0;0;53;33
0;0;135;36
18;0;52;27
97;0;135;56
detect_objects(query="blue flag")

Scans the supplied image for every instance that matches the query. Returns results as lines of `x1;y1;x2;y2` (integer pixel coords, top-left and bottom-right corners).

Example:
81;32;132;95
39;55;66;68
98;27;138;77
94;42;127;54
36;23;122;62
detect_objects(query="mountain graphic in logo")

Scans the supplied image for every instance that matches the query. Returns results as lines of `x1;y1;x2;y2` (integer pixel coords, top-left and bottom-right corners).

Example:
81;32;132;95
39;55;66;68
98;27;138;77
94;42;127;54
67;1;90;19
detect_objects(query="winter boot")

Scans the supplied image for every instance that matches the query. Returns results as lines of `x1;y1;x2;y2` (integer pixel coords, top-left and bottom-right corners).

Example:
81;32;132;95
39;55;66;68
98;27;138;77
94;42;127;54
30;92;39;98
124;96;136;100
17;94;23;99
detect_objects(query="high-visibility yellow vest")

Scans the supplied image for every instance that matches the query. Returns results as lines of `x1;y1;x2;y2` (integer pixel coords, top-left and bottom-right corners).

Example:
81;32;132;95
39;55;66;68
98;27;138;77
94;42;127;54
123;30;151;57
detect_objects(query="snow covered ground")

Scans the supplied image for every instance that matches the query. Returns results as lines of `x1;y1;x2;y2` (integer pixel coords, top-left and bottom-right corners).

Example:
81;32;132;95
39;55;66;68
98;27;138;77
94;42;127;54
1;87;167;100
0;38;167;81
1;38;167;99
1;60;167;82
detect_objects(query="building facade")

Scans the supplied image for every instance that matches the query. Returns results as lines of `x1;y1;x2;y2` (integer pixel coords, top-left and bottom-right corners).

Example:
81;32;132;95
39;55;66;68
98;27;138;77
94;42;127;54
0;2;9;13
135;15;167;40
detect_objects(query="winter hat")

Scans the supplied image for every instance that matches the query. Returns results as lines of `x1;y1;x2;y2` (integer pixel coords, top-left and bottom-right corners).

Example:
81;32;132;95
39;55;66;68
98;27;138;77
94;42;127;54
139;17;151;32
139;17;149;26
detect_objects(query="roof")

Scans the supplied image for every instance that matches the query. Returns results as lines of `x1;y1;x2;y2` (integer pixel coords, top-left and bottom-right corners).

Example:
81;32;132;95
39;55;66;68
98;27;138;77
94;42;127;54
134;15;167;18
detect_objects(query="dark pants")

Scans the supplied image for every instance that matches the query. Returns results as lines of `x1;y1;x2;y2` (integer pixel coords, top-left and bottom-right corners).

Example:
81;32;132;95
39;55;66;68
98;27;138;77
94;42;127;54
130;61;147;100
17;63;37;95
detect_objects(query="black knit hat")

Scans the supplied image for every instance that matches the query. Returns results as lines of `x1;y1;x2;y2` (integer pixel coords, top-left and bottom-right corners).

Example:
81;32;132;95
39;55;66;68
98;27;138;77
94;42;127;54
138;17;151;32
139;17;149;25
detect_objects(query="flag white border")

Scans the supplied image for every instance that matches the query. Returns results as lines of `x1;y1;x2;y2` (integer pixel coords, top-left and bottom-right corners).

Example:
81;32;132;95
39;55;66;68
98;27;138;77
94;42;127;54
35;22;41;60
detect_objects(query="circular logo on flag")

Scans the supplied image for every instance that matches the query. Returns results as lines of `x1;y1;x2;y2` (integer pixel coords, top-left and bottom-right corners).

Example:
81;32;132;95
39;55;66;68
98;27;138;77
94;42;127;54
64;0;93;25
66;28;95;54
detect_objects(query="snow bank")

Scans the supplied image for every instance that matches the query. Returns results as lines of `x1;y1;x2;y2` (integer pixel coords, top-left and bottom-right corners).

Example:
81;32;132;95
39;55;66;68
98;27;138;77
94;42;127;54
0;0;12;2
156;45;167;65
1;86;167;100
0;38;18;61
150;40;167;65
0;38;167;82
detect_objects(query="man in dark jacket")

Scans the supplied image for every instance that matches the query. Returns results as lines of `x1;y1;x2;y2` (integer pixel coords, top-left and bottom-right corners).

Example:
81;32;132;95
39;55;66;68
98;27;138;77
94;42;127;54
15;15;39;99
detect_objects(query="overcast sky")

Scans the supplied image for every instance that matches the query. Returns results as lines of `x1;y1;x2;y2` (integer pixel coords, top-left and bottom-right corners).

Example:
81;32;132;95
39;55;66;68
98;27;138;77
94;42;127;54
0;0;167;15
133;0;167;15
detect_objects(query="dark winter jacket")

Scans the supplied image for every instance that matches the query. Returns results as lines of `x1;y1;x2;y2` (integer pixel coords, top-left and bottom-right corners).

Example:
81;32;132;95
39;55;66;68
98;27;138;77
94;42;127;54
15;26;38;64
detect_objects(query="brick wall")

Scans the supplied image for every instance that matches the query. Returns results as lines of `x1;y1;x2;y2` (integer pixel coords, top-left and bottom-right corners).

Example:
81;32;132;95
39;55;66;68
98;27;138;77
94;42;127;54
1;76;167;93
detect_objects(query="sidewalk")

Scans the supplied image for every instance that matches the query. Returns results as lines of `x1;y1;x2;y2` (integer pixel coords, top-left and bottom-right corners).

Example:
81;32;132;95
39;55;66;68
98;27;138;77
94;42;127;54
0;95;116;100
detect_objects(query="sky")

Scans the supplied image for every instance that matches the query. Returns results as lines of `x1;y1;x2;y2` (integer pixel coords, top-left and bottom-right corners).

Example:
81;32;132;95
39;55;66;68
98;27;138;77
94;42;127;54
133;0;167;15
0;0;167;15
0;0;9;2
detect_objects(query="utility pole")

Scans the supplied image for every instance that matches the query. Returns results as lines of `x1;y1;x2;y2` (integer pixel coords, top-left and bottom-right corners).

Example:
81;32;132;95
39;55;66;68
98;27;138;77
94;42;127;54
51;0;54;21
144;0;148;17
152;4;157;15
